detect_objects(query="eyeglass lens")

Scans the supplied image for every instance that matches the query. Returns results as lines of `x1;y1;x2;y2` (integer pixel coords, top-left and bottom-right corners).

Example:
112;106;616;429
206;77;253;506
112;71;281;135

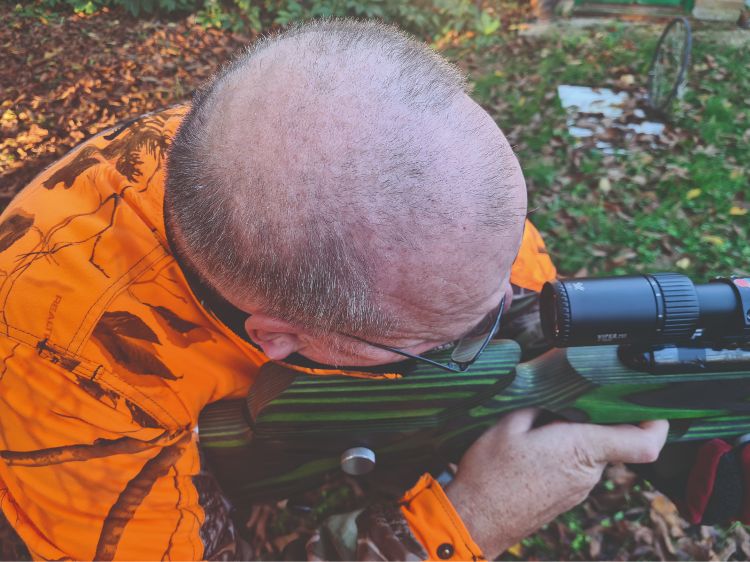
449;298;504;364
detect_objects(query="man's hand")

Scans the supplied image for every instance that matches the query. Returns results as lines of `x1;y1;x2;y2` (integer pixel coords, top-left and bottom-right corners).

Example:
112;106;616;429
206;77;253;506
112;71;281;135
445;408;669;559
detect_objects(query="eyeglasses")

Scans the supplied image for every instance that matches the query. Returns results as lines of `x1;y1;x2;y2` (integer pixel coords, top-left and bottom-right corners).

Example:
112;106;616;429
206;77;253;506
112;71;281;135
344;293;506;373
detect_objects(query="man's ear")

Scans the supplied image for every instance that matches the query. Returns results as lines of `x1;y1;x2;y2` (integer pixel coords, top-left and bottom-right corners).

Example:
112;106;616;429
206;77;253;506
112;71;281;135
244;315;303;360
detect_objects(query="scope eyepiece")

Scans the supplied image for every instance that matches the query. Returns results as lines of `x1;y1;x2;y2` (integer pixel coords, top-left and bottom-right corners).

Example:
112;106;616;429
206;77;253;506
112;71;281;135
540;273;750;347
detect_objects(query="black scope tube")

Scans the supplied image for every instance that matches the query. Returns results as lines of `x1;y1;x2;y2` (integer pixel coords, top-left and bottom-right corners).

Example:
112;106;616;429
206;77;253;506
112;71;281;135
540;273;749;347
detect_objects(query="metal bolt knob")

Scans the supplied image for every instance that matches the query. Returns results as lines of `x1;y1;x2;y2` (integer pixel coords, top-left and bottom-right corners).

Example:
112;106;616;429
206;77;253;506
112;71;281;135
340;447;376;476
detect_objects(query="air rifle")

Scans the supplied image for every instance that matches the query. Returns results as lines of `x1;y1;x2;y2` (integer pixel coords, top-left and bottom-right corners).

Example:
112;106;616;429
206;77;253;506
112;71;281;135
198;272;750;505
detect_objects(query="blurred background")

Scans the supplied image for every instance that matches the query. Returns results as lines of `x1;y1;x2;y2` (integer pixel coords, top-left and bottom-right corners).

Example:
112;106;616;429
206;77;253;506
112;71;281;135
2;0;749;558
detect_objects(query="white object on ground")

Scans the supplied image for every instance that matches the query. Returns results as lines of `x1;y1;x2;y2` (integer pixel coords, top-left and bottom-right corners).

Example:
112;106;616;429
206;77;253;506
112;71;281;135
557;84;665;154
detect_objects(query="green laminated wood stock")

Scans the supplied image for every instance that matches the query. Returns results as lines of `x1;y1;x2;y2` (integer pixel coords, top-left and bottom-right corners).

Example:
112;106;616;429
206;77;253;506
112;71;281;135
198;272;750;504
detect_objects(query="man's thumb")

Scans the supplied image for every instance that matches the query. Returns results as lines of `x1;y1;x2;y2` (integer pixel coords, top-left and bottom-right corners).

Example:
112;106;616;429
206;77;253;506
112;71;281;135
588;420;669;464
498;407;542;435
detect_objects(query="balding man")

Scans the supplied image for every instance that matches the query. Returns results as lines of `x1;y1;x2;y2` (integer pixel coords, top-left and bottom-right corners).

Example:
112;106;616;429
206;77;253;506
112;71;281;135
0;20;667;560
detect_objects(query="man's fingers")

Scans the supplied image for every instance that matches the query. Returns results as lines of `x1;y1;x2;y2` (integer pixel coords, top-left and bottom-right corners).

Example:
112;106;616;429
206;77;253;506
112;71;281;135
587;420;669;464
498;407;542;435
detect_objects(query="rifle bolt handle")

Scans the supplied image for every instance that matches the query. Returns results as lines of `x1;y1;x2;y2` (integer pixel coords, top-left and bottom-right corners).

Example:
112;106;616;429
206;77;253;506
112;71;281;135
340;447;376;476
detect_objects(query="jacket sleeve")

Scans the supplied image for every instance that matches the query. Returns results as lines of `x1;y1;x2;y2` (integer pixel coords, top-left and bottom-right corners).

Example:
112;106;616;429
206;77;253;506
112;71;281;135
307;474;484;561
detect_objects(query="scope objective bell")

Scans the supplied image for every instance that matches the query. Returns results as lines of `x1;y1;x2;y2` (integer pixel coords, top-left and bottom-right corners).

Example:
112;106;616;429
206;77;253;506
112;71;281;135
540;273;750;347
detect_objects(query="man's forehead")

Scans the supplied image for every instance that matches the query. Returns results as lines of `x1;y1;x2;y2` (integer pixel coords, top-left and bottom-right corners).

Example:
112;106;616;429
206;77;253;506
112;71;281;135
371;220;523;337
373;268;509;343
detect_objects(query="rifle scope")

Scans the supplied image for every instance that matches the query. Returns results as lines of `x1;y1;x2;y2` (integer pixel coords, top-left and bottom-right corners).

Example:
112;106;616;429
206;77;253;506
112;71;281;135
540;273;750;347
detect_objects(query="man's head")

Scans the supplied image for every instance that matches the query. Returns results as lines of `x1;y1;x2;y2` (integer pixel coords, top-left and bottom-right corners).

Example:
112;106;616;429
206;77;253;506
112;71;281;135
165;19;527;366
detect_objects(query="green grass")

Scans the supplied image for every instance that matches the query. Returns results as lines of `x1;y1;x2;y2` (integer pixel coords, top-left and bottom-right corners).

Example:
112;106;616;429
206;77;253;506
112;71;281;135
443;23;750;280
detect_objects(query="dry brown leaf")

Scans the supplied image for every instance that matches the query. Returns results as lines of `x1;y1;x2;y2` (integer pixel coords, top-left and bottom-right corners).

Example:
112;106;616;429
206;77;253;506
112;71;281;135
272;532;302;552
588;533;601;559
735;524;750;558
717;540;736;561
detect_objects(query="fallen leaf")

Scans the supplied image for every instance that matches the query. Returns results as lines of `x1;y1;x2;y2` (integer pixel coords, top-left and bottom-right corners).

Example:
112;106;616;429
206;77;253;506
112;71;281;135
676;257;691;269
686;188;702;200
43;47;63;60
730;206;748;216
588;533;601;558
735;524;750;558
718;541;737;560
648;493;684;538
15;124;49;145
272;532;302;552
610;250;636;268
701;235;724;247
1;109;18;125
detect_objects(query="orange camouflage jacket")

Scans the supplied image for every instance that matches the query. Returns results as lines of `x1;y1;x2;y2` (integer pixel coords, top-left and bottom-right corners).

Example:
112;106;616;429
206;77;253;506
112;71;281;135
0;106;556;560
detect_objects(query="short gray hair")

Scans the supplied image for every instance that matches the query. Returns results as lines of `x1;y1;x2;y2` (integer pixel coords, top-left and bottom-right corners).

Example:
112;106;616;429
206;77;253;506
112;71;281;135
166;19;513;337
